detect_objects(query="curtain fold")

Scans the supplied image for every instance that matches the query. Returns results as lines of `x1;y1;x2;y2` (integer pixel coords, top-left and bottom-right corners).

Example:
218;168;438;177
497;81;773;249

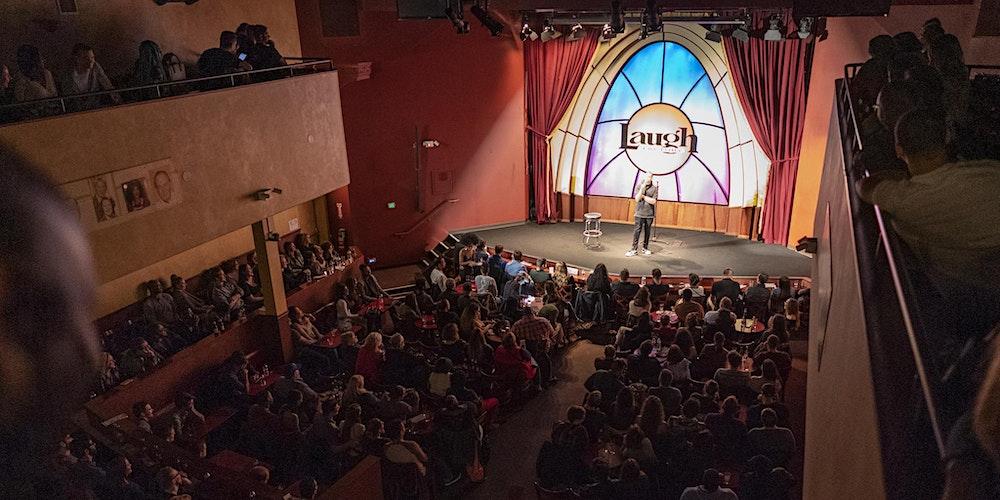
525;32;599;223
724;12;814;245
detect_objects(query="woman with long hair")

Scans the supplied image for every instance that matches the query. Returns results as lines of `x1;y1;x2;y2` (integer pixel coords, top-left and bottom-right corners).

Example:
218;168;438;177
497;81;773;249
608;387;637;432
467;327;494;369
553;261;571;287
751;358;783;396
586;263;612;296
334;282;365;333
354;333;384;386
13;45;57;103
637;395;667;439
341;374;369;406
629;287;652;319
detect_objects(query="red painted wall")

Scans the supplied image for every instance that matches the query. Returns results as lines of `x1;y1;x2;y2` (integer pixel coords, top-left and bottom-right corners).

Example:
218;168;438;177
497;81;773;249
295;1;527;267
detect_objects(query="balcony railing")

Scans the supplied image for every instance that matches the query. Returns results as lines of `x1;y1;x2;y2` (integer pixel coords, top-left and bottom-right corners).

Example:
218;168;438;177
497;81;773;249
838;63;1000;498
0;57;334;125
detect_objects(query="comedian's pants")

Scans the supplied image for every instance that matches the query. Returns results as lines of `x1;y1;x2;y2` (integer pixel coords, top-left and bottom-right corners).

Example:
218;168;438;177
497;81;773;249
631;216;653;250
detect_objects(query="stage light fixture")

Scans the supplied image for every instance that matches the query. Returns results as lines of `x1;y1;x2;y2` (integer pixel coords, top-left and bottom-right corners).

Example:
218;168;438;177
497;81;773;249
520;16;538;41
764;14;784;41
540;20;562;42
601;23;615;41
704;28;722;43
731;24;749;42
567;23;585;42
445;2;470;34
609;1;625;34
796;17;815;39
470;2;504;37
643;0;662;32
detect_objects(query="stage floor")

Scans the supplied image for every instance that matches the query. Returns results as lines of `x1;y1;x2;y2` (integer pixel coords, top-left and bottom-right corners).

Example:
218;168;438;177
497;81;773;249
472;222;811;278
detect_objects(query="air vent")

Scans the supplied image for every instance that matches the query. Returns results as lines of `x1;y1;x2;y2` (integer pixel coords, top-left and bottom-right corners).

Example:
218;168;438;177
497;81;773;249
56;0;78;14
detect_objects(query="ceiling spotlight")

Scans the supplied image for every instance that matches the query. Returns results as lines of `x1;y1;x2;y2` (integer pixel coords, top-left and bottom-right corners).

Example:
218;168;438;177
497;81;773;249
470;3;504;37
705;28;722;43
731;24;749;42
567;23;585;42
610;1;625;34
601;23;615;41
445;3;469;34
764;14;784;41
796;17;815;39
643;0;662;32
520;21;538;41
540;20;562;42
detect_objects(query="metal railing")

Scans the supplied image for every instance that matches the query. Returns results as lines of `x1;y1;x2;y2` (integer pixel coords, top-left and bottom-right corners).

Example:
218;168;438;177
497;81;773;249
0;57;334;124
838;62;1000;498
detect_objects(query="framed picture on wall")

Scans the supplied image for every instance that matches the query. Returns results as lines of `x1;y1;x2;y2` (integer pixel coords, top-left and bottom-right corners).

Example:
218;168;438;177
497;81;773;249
121;178;151;213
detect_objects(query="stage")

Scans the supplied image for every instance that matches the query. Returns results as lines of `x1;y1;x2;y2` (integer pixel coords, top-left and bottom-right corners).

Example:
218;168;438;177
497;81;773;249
472;222;811;278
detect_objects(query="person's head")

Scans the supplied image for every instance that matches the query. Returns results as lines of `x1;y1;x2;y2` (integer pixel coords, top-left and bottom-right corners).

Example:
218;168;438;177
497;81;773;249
778;276;791;293
615;387;635;409
16;44;46;81
156;466;183;493
770;314;787;335
566;405;586;424
604;344;616;359
155;421;175;442
682;398;700;418
585;390;603;408
442;323;460;343
726;350;742;370
688;273;700;287
680;288;693;301
761;407;778;427
766;334;781;352
650;268;662;281
388;333;404;350
718;296;733;312
110;455;132;478
501;332;517;350
286;363;302;380
219;31;238;52
362;332;383;351
721;395;739;417
436;257;446;270
133;401;154;420
536;258;548;270
665;344;683;364
289;305;304;323
385;418;406;440
704;379;719;397
343;403;362;422
359;263;371;277
71;43;96;73
921;19;945;45
299;477;319;499
365;417;385;438
928;33;965;76
619;457;642;480
624;424;645;448
619;268;630;282
593;263;608;279
558;261;569;274
347;374;365;392
722;267;733;278
342;331;358;346
433;356;453;374
894;31;923;53
757;273;769;285
701;468;722;492
784;298;799;319
658;368;673;387
676;328;694;351
176;392;195;410
713;331;726;348
611;358;627;375
761;359;779;381
868;34;897;60
639;395;664;426
334;282;350;301
639;340;653;357
494;244;504;255
250;465;270;484
685;312;700;329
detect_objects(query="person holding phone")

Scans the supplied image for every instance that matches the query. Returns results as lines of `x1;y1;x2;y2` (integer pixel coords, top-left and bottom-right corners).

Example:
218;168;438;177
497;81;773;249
626;172;658;257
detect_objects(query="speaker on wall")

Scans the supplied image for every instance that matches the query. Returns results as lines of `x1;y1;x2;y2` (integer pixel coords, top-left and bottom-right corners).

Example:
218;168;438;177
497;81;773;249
793;0;891;17
397;0;450;20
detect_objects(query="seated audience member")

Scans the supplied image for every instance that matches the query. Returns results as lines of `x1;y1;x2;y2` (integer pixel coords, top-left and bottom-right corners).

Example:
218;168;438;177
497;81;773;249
197;31;250;77
209;266;243;322
748;408;796;467
646;268;670;300
637;395;668;440
409;277;436;315
747;383;790;429
428;357;454;397
667;398;707;442
612;458;652;499
594;344;617;371
438;323;469;366
714;351;751;396
704;297;736;332
674;288;705;323
132;40;165;87
608;386;638;432
467;327;494;369
355;332;385;386
851;35;896;112
682;273;705;300
681;469;738;500
493;332;537;387
628;287;652;321
502;271;535;303
474;265;499;302
118;337;163;378
155;466;192;499
133;401;155;433
237;263;264;310
170;392;206;441
98;351;122;392
706;395;748;461
698;332;731;376
378;385;414;422
585;263;613;297
621;425;656;468
552;261;571;287
693;380;721;415
13;44;57;104
383;334;427;389
334;283;364;333
459;302;491;339
751;358;784;396
458;240;479;279
170;274;220;332
486;244;507;282
334;403;366;458
581;391;608;443
59;44;118;109
142;279;178;327
289;306;333;373
545;405;591;485
280;254;310;290
360;263;389;298
341;374;376;409
759;314;791;347
505;250;527;278
511;307;556;386
383;419;430;476
429;257;448;296
244;24;286;70
744;273;772;321
436;299;460;331
433;395;480;482
284;241;306;270
147;322;184;357
648;369;683;417
273;363;319;406
440;280;460;312
154;421;177;443
664;344;692;384
616;311;653;352
613;268;640;297
447;371;498;419
338;331;360;374
206;351;251;408
360;418;389;457
710;268;742;307
529;258;552;284
628;340;661;386
106;456;145;499
586;359;627;406
770;276;794;314
675;326;698;360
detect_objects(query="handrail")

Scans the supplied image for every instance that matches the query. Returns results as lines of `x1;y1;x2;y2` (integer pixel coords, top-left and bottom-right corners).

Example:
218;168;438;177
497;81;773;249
0;58;334;122
392;198;460;237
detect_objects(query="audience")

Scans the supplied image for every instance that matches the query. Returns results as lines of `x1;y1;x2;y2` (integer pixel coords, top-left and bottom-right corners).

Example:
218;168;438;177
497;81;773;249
198;30;251;77
59;43;118;109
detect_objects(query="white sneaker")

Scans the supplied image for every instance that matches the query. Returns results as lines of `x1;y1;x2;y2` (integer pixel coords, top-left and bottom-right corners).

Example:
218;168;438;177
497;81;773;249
642;249;652;256
625;250;637;257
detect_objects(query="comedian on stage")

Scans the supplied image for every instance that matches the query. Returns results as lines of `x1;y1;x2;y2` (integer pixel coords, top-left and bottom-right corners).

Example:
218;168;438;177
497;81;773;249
627;173;658;257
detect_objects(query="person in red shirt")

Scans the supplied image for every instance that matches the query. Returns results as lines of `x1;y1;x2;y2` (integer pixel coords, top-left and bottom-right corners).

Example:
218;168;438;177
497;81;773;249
511;308;557;387
354;332;385;387
493;332;537;389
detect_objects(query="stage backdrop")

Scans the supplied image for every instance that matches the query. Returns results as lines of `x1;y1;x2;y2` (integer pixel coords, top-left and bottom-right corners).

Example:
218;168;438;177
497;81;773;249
550;23;771;227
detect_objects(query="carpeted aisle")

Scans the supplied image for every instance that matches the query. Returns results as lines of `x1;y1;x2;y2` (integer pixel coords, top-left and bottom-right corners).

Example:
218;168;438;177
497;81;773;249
471;222;811;278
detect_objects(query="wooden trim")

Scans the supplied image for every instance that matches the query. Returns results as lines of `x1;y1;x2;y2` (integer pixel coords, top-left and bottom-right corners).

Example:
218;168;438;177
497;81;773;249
558;193;752;236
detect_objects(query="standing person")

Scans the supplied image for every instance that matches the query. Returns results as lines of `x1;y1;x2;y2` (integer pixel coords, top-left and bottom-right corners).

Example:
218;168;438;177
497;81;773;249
626;173;658;257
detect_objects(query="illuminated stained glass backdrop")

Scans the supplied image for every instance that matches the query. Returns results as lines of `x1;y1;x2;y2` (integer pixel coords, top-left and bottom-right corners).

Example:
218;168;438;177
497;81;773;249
587;41;729;204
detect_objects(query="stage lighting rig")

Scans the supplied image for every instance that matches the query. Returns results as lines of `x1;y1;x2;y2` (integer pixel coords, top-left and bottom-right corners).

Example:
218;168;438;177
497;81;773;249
520;16;539;41
704;27;722;43
567;23;585;41
639;0;662;39
601;23;615;41
764;14;784;41
470;2;504;37
609;1;625;34
540;19;562;42
445;1;470;34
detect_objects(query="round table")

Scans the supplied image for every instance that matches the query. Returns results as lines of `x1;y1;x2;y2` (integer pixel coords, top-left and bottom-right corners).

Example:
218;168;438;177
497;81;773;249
735;319;765;334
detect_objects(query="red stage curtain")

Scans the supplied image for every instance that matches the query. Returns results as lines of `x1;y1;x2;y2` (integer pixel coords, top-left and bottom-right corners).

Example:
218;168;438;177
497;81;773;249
724;13;814;245
525;32;599;223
